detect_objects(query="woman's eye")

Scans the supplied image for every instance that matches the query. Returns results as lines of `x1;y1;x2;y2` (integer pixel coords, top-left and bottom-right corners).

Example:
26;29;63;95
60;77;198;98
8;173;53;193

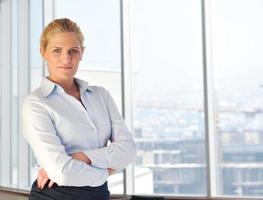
53;49;61;53
69;49;79;54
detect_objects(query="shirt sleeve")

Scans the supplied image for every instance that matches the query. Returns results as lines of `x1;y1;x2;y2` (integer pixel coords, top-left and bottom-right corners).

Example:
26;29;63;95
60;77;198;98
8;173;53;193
22;96;108;187
84;89;137;171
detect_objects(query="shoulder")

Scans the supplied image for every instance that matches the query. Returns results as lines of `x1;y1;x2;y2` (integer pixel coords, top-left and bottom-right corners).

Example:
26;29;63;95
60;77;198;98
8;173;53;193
23;87;46;110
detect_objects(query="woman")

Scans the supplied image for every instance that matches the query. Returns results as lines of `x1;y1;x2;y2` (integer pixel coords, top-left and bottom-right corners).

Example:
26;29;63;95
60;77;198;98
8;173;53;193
22;18;136;200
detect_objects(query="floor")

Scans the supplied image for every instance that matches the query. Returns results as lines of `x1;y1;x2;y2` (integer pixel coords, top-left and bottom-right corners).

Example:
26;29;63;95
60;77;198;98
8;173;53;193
0;190;28;200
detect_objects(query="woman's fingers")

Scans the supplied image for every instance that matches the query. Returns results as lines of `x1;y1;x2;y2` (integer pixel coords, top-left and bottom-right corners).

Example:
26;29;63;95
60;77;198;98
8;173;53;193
37;169;45;188
37;168;49;189
70;152;91;165
39;175;49;189
48;180;55;188
37;168;57;189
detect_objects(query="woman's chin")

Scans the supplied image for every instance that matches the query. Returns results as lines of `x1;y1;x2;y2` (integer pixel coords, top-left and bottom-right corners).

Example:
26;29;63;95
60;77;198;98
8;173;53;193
56;73;75;81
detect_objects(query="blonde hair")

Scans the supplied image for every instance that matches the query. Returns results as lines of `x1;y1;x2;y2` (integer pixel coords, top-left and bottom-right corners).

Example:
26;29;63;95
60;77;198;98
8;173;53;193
40;18;84;51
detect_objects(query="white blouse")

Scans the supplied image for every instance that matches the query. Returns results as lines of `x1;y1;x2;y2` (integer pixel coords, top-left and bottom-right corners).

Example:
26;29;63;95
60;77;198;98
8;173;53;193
22;77;136;187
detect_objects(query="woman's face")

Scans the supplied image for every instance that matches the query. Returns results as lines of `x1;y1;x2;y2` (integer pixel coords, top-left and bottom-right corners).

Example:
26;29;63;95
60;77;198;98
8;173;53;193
41;32;83;81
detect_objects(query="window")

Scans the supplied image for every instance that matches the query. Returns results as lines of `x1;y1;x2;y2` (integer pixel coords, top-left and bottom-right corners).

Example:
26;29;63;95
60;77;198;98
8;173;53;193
210;0;263;197
1;0;15;188
29;0;45;185
1;0;263;198
0;0;43;190
131;0;206;195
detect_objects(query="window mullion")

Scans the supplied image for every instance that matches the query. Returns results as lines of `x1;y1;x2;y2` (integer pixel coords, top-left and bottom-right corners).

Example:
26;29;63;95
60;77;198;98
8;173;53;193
120;0;135;195
202;0;219;197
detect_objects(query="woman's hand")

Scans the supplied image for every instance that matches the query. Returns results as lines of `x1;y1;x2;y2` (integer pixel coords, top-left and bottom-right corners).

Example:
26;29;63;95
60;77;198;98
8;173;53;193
71;152;116;176
70;152;116;176
37;152;91;189
107;168;115;176
37;168;55;189
70;152;92;165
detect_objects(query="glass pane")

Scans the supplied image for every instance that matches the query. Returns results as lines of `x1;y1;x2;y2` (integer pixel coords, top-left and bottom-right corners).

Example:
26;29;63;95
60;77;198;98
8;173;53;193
29;0;44;186
11;0;18;187
55;0;123;194
211;0;263;197
132;0;206;196
30;0;43;91
0;0;17;188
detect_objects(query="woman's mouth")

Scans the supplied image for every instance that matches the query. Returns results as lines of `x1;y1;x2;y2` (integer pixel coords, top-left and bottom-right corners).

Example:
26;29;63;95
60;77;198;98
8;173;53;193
59;66;72;69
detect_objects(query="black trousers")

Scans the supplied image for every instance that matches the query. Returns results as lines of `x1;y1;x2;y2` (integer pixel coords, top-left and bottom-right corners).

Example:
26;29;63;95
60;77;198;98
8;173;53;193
28;180;110;200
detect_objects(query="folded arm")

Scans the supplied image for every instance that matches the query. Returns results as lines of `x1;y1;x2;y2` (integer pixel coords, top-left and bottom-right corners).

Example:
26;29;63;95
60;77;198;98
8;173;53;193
37;152;113;189
22;96;108;187
84;89;137;171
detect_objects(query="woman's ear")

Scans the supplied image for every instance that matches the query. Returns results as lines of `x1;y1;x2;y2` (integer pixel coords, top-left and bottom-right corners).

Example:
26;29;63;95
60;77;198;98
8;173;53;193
40;47;45;59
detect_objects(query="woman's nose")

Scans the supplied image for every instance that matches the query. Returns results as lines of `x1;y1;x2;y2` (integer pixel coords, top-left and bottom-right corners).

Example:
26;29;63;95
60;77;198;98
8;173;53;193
60;52;72;64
